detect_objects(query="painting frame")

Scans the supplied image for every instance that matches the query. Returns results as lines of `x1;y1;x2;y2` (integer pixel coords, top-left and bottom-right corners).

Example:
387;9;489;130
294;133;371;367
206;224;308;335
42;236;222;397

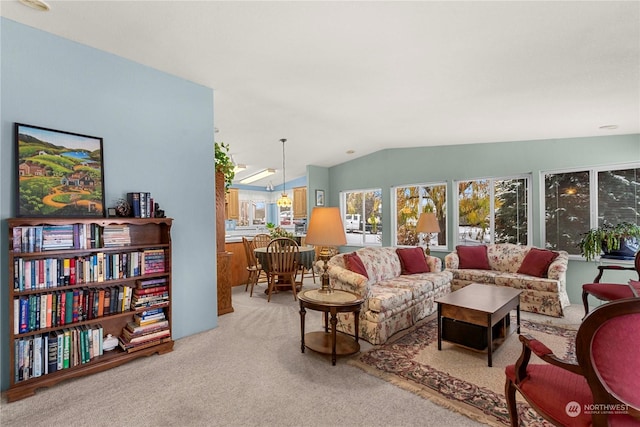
15;123;106;218
315;189;325;206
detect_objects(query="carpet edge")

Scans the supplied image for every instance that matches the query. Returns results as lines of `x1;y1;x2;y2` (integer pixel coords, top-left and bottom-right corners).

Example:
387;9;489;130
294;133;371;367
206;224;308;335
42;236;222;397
347;356;504;427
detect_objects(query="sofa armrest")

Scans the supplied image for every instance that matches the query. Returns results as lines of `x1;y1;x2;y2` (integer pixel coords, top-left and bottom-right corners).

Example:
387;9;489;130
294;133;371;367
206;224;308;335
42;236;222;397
444;252;459;269
547;251;569;281
426;255;443;272
327;264;369;297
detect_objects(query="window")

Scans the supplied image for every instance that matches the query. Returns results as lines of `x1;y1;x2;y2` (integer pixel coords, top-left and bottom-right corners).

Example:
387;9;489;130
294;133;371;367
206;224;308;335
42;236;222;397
341;189;382;246
239;198;267;227
393;183;446;249
544;165;640;255
279;205;292;226
252;201;266;225
456;176;530;246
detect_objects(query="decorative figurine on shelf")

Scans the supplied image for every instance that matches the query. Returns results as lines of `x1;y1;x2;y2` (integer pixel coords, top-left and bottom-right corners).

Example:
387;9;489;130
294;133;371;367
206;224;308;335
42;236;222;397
115;198;131;217
154;202;166;218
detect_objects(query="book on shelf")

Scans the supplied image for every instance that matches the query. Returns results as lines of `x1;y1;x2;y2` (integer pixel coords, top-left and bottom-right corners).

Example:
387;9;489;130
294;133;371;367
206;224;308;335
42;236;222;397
137;277;168;289
141;249;165;274
118;336;171;353
120;326;170;344
125;319;169;335
102;225;131;247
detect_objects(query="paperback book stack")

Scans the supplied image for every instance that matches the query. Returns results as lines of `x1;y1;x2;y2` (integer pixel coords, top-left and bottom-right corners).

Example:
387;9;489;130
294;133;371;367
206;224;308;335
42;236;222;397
141;249;165;275
119;307;169;353
130;277;169;309
102;225;131;248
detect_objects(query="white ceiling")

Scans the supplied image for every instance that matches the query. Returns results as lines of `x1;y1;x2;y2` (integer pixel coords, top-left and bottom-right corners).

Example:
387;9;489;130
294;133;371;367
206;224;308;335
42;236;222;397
2;1;639;187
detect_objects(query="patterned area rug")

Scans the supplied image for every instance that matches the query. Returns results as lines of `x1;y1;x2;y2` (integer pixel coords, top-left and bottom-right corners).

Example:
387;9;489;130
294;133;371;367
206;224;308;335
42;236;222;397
348;315;578;426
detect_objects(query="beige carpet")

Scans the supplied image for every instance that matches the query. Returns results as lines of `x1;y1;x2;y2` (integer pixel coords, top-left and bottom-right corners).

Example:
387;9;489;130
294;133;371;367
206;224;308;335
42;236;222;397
348;312;580;427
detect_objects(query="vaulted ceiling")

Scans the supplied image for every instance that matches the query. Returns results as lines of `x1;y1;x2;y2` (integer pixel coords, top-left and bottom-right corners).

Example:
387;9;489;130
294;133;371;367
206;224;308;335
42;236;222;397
2;1;639;186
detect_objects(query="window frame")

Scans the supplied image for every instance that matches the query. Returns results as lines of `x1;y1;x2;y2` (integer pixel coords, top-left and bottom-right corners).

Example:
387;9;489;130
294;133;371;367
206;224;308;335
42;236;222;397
541;162;640;258
391;181;447;251
454;174;532;247
340;187;383;247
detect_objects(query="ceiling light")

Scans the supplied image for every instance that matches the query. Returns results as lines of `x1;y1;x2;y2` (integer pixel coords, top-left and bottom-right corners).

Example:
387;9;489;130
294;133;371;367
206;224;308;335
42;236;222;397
599;125;619;130
19;0;50;11
346;150;355;154
233;163;246;173
276;138;292;208
239;168;276;184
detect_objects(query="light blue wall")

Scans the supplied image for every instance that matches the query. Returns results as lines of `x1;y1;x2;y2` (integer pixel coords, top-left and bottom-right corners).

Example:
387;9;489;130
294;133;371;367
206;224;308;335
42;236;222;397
318;135;640;305
307;165;329;220
1;18;218;390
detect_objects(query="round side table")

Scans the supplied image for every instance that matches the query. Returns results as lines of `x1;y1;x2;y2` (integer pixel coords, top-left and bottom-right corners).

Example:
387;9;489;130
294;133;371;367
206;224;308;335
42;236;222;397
298;289;364;365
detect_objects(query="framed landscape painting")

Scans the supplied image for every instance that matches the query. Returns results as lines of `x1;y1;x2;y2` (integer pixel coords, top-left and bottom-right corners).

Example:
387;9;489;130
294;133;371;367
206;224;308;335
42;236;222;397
15;123;105;217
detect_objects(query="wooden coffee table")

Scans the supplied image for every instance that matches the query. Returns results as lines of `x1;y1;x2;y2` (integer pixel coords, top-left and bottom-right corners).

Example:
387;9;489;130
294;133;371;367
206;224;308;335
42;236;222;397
435;283;521;367
298;289;364;365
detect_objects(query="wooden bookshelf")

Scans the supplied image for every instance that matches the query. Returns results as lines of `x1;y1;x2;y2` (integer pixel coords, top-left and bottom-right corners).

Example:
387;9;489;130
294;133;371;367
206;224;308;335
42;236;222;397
6;217;174;402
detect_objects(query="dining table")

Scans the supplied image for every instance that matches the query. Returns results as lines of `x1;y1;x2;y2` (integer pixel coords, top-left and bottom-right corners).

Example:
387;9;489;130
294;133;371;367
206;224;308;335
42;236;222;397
254;245;316;291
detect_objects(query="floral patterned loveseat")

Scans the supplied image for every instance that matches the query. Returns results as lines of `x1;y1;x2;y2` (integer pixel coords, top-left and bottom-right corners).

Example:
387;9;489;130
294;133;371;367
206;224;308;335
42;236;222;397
326;247;453;345
444;243;570;317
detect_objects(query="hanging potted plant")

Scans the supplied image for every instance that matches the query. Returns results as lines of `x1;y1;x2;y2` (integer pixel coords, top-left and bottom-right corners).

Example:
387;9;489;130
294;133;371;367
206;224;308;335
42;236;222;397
578;222;640;261
214;142;235;192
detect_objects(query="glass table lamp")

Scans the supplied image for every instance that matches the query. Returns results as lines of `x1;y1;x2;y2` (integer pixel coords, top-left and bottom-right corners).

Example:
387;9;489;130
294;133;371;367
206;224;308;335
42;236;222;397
304;207;347;293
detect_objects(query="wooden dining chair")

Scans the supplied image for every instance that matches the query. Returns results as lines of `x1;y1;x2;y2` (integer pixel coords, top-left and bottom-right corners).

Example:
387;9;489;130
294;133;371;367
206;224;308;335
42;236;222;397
266;237;300;302
242;237;267;297
252;233;271;249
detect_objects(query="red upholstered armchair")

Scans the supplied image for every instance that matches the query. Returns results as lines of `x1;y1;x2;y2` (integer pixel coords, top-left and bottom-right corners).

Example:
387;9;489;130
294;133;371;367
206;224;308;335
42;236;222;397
582;251;640;318
505;298;640;427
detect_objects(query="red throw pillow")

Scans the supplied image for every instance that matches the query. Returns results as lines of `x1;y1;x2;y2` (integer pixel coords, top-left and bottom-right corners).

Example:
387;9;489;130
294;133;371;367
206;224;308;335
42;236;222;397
396;247;430;274
456;245;491;270
344;253;368;278
517;248;559;278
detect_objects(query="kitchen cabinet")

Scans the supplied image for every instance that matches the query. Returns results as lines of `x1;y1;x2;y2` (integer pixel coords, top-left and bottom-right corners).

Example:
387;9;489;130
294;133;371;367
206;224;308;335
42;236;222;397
225;188;239;220
293;186;307;219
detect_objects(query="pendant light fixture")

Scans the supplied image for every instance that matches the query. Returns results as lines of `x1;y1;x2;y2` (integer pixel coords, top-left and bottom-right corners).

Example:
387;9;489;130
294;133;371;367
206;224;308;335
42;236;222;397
276;138;292;208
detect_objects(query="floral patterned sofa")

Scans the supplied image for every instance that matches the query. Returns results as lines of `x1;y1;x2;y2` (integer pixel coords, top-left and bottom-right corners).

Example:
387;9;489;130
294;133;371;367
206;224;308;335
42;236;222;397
326;247;453;345
444;243;570;317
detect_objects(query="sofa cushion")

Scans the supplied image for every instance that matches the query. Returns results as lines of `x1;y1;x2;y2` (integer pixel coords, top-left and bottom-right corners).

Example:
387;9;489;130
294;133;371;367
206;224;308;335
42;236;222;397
357;247;403;283
396;247;430;274
456;245;491;270
451;268;499;284
367;285;414;313
487;243;528;273
517;248;559;278
344;252;369;278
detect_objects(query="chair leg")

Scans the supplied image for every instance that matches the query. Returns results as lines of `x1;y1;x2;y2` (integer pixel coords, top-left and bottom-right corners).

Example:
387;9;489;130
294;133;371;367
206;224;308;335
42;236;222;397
290;273;298;301
582;289;591;320
267;274;275;302
244;269;251;292
504;378;519;427
311;267;316;284
248;270;258;297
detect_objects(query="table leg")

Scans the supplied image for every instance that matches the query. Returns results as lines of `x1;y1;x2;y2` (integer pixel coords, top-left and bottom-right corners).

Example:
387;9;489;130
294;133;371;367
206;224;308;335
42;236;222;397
487;314;493;367
299;302;306;353
437;303;442;351
354;308;360;344
330;309;338;366
324;311;329;333
516;303;521;334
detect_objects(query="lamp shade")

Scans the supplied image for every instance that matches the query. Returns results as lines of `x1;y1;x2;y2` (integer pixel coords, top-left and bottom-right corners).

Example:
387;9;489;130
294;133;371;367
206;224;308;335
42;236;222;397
416;212;440;234
305;207;347;247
